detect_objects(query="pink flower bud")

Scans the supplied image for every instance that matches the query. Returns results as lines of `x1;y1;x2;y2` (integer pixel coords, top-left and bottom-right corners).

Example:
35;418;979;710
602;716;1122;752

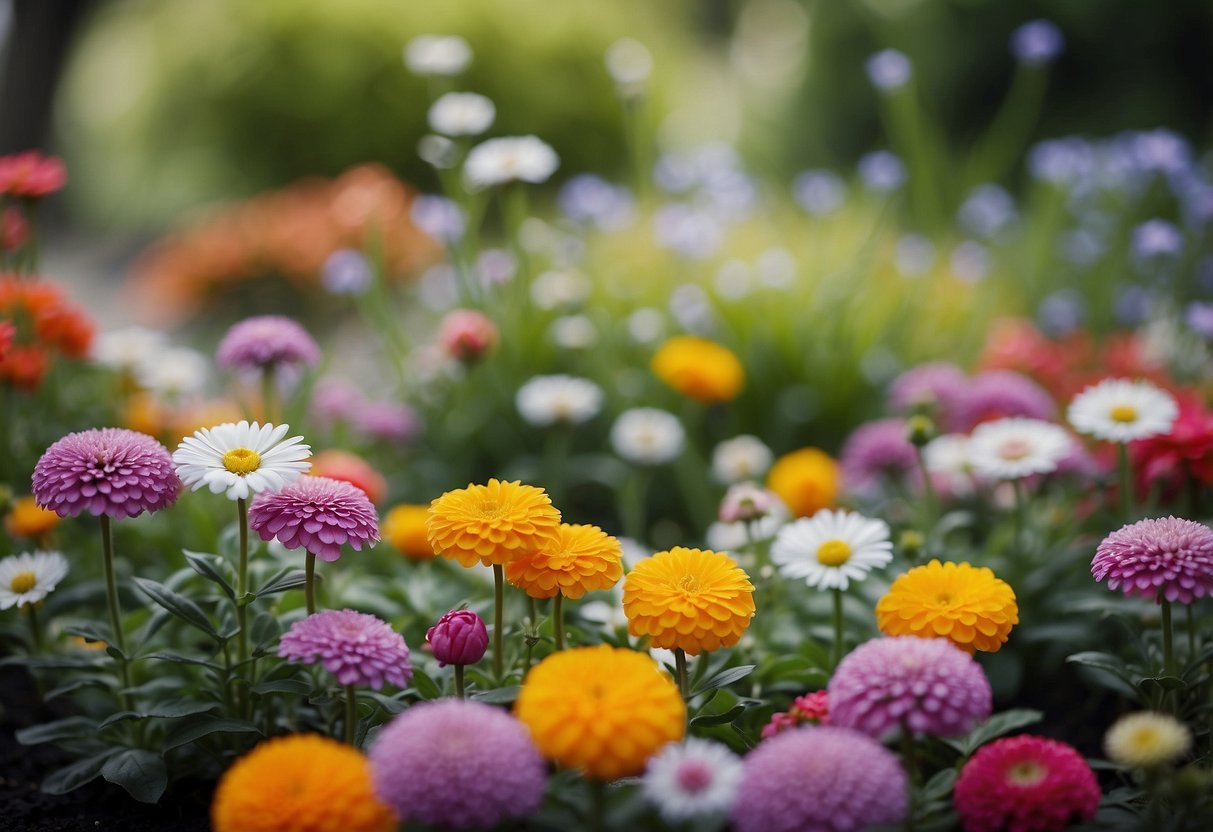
718;482;781;523
426;609;488;667
437;309;498;364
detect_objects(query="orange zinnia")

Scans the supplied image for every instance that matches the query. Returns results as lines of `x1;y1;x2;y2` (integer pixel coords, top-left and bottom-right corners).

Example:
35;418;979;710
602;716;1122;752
426;479;561;568
876;559;1018;653
506;523;623;599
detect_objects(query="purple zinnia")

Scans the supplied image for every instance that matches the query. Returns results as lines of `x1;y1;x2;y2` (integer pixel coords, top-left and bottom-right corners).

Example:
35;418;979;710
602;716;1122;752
828;636;992;739
1092;517;1213;604
731;725;907;832
352;401;422;443
215;315;321;376
33;428;181;519
955;370;1056;431
278;609;411;689
888;362;968;424
369;700;547;829
839;418;918;496
310;376;365;429
248;476;379;562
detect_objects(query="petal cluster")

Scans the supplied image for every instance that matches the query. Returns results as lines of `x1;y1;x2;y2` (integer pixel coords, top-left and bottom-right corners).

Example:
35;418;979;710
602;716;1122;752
623;547;755;655
643;738;743;823
505;523;623;599
1092;516;1213;604
651;336;745;404
33;427;181;518
248;475;379;562
765;447;839;518
426;609;489;667
514;645;685;780
877;560;1018;653
215;314;321;374
173;421;311;501
771;509;893;591
278;609;412;690
0;550;68;609
426;479;561;567
1067;378;1178;443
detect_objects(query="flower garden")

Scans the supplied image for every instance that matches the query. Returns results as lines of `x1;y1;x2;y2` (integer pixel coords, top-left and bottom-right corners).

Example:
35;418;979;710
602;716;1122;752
2;4;1213;831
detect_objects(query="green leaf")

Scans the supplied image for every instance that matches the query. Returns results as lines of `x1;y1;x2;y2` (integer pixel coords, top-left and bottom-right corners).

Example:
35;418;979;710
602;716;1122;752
145;652;224;670
944;709;1043;757
17;717;101;745
183;550;235;599
1066;652;1135;683
411;669;442;700
98;699;219;728
471;685;521;705
250;612;281;653
920;768;958;803
256;569;310;597
41;750;119;795
251;679;311;696
44;676;113;700
133;577;220;640
692;664;756;697
1;654;105;670
62;624;112;644
690;703;747;727
102;750;167;803
1137;675;1186;694
161;716;261;751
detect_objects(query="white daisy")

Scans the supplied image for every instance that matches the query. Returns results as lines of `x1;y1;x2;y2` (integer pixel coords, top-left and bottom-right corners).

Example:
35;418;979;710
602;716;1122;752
549;314;597;349
711;435;774;484
706;508;788;552
1067;378;1178;443
427;92;495;137
605;38;653;88
643;738;743;823
515;375;604;426
464;136;559;189
770;509;893;591
91;326;168;372
135;347;209;399
967;417;1073;480
0;551;68;610
173;420;311;501
403;35;471;76
610;408;685;466
923;433;976;497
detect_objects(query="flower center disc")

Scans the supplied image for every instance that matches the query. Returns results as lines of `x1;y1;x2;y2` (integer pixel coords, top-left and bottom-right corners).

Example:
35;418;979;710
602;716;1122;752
678;575;700;594
675;761;713;794
1006;761;1048;786
10;571;36;593
816;539;852;566
997;438;1031;461
222;447;262;475
1110;404;1138;423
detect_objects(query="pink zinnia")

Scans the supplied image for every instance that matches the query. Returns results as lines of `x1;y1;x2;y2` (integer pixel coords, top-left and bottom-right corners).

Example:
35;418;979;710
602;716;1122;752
761;690;829;739
954;735;1099;832
888;362;968;424
33;428;181;518
278;609;411;689
828;636;991;739
352;401;422;443
839;418;918;496
215;315;321;375
437;309;498;364
426;609;489;667
955;370;1056;431
0;150;68;198
248;476;379;562
2;206;29;252
369;700;547;830
1092;516;1213;604
731;726;907;832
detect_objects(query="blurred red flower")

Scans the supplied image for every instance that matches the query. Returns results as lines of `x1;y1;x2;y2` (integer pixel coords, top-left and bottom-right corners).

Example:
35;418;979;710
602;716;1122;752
0;151;68;198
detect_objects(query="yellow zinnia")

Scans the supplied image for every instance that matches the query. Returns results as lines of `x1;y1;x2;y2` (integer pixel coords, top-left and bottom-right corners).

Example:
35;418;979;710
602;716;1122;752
515;645;685;780
766;447;840;518
4;496;60;542
505;523;623;599
381;504;437;561
622;546;755;655
211;734;397;832
876;559;1018;653
426;479;562;568
651;336;744;404
1104;712;1192;769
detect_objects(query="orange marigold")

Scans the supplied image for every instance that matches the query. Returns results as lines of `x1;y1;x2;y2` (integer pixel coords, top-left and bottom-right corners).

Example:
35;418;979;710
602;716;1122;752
651;335;744;404
426;479;561;568
515;644;685;780
876;559;1019;654
622;546;755;655
505;523;623;599
211;734;397;832
766;447;840;518
4;496;60;541
382;504;436;561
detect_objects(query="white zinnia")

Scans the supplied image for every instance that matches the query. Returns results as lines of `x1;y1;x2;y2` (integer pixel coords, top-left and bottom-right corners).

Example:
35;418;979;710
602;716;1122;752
712;435;774;484
0;550;68;610
967;417;1073;480
91;327;168;372
923;433;976;497
403;35;471;76
464;136;559;189
1067;378;1178;443
173;421;311;501
611;408;685;465
770;509;893;591
515;375;604;426
643;738;743;823
135;347;209;399
427;92;495;137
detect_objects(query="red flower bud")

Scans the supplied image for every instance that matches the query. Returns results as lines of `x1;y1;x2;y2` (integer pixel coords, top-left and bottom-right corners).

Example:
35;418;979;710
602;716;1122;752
426;609;488;667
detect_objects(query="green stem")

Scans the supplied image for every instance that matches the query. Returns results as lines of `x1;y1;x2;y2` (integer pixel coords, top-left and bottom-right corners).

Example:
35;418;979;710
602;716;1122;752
553;595;566;650
832;588;845;669
305;551;317;615
26;602;44;651
619;469;648;542
542;426;571;507
588;778;607;832
525;596;538;668
1187;603;1196;661
900;725;918;832
675;647;689;699
1118;443;1133;523
344;684;358;746
492;563;505;682
1011;477;1028;556
236;498;250;715
914;446;937;536
1160;597;1175;679
99;516;134;710
454;664;466;698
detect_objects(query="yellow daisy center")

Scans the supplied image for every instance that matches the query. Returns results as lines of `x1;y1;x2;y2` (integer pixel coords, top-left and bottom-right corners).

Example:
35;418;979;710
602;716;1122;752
477;500;505;519
1110;404;1138;423
222;447;262;475
816;539;852;566
1129;726;1161;750
10;571;37;593
1006;761;1047;786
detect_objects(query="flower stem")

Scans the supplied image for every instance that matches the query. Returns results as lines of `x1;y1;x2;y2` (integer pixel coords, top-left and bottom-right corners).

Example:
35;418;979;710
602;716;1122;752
236;498;251;716
832;588;845;669
99;515;134;710
1160;597;1175;678
344;684;358;746
900;725;918;832
454;664;466;698
588;778;607;832
554;594;566;650
25;602;44;651
304;551;317;615
260;367;278;424
492;563;505;682
675;647;689;699
914;446;938;535
1186;603;1197;660
1117;443;1133;523
1011;478;1028;556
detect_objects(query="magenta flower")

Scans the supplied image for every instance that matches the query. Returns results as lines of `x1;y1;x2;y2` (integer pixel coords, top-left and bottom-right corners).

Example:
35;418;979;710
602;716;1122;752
839;418;918;496
954;735;1099;832
248;476;379;562
828;636;992;739
1092;516;1213;604
731;726;907;832
353;401;422;443
427;609;489;667
278;609;411;689
215;315;321;375
888;361;968;423
33;428;181;518
956;370;1056;431
369;700;546;829
437;309;498;364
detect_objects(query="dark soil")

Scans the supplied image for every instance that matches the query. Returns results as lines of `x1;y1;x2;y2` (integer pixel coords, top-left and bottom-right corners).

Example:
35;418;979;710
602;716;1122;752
0;665;212;832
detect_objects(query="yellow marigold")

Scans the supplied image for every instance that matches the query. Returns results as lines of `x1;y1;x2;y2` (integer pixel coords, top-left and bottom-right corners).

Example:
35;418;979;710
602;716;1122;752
381;504;437;561
4;496;60;541
120;392;167;440
211;734;397;832
622;546;755;655
505;523;623;599
876;559;1018;654
426;479;561;568
515;645;685;780
766;447;840;518
651;336;744;404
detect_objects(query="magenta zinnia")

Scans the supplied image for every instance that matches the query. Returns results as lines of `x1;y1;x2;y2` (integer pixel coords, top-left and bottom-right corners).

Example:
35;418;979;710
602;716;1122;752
33;428;181;518
278;609;412;689
1092;516;1213;604
216;314;321;375
248;476;379;562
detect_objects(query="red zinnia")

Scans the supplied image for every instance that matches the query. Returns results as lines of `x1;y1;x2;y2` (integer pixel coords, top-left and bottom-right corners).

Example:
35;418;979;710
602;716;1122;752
1132;394;1213;501
0;150;68;198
